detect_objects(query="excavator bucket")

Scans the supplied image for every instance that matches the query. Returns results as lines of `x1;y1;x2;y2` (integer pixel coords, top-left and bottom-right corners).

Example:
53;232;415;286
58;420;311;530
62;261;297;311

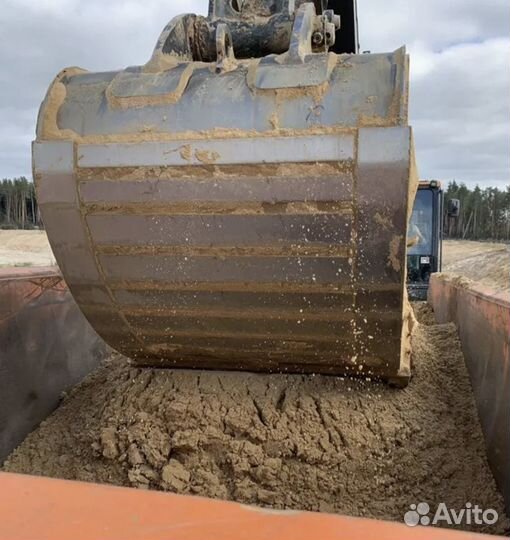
33;1;417;385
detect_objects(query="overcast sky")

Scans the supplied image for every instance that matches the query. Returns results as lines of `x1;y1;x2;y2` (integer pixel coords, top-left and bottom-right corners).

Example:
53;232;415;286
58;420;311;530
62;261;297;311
1;0;509;188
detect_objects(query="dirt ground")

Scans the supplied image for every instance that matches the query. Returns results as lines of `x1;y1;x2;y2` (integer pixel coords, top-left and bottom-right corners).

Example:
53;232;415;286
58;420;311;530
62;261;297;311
3;304;508;535
442;240;509;293
0;230;55;267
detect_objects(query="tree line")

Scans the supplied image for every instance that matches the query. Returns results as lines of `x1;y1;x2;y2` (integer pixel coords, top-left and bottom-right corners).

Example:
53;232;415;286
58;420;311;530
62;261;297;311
0;176;509;240
0;178;41;229
444;181;510;241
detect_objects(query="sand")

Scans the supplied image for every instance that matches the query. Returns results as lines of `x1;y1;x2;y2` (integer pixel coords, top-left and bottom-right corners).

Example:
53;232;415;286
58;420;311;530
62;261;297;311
3;304;508;535
0;230;55;267
442;240;509;293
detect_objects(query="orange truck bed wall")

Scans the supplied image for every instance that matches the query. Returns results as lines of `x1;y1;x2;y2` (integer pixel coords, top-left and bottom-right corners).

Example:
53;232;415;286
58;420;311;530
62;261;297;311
0;472;498;540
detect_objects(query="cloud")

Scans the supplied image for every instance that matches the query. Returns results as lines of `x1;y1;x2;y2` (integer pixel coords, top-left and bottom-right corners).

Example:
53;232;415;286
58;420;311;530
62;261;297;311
359;0;510;187
0;0;206;178
410;38;510;187
359;0;509;51
0;0;508;189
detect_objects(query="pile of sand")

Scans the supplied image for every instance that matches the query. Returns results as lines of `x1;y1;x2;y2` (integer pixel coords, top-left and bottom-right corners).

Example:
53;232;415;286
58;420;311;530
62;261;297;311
3;304;508;534
0;230;55;267
442;240;509;293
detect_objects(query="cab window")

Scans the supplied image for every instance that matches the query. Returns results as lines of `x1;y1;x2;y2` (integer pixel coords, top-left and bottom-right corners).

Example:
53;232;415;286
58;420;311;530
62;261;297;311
408;189;433;255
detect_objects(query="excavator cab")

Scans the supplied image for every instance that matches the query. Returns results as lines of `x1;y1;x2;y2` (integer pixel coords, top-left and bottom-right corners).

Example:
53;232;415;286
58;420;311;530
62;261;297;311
407;181;443;300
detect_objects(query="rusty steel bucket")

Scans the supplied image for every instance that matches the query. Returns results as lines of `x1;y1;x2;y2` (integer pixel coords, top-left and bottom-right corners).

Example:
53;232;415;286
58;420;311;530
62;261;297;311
33;2;417;384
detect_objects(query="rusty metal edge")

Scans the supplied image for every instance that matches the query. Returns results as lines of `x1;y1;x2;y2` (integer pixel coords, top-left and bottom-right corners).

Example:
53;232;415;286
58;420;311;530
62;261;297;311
0;265;61;281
